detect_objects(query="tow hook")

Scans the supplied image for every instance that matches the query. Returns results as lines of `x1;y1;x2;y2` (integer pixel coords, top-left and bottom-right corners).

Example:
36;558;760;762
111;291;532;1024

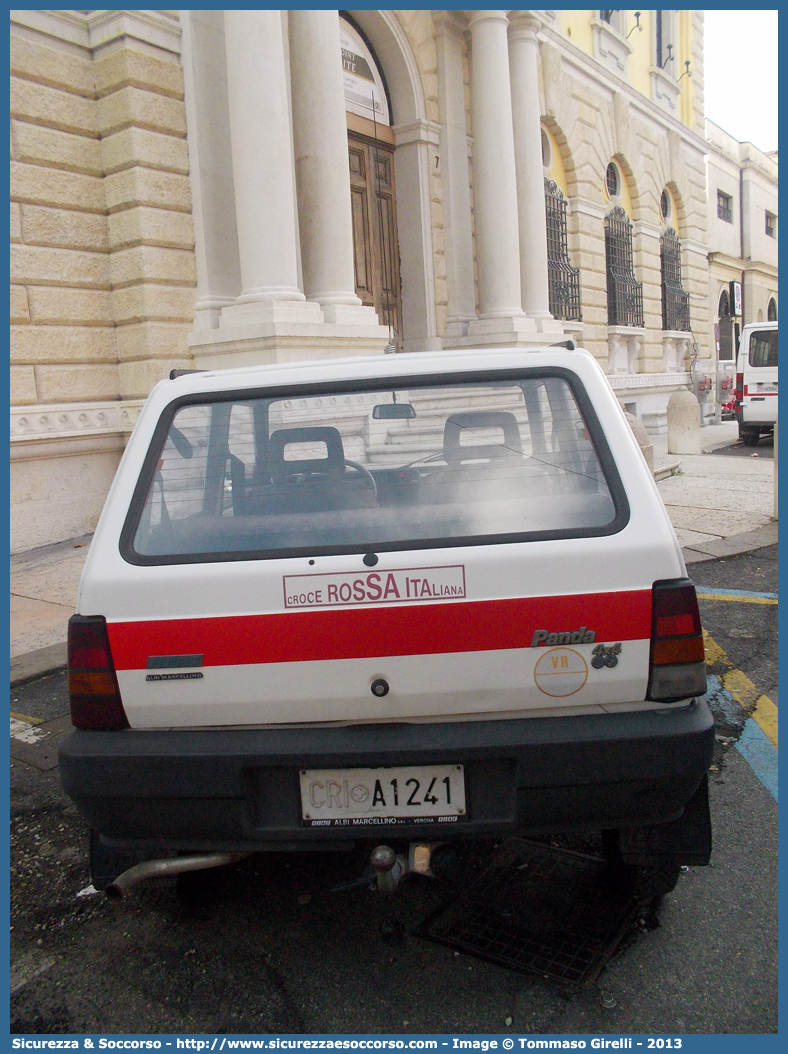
371;842;460;892
330;843;461;896
370;844;405;893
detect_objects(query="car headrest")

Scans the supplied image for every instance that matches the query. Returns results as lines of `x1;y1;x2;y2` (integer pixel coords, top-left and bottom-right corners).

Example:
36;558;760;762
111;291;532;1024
268;427;345;482
443;411;523;466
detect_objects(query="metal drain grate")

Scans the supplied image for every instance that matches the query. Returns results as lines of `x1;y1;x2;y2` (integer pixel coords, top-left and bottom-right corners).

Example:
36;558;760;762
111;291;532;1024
422;838;639;990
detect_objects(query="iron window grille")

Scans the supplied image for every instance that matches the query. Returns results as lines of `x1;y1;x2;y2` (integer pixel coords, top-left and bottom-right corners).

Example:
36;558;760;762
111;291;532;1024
660;227;690;331
545;179;582;321
604;206;644;327
717;191;733;224
765;212;776;238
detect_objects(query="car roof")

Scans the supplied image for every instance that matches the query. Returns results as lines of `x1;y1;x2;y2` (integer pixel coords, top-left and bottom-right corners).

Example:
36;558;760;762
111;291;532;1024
158;346;597;399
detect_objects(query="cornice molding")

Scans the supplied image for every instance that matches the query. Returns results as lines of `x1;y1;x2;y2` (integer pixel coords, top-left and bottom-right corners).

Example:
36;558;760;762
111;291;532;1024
10;400;145;445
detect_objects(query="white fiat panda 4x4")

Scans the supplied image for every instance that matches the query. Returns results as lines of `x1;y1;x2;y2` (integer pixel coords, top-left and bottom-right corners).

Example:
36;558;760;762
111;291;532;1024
59;347;713;897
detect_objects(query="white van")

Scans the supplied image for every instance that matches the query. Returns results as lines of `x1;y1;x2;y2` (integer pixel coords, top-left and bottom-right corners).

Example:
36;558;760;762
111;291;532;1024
736;321;778;445
59;347;713;898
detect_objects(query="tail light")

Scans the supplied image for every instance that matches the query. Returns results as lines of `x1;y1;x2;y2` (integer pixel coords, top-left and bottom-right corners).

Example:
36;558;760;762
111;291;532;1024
646;579;707;703
68;615;129;730
734;372;744;403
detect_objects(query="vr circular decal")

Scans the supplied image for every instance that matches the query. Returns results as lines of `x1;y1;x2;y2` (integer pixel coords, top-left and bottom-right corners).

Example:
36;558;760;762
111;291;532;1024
534;647;589;697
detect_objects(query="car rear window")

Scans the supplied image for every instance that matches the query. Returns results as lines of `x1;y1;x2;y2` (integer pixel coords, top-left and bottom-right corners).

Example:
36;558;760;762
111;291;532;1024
123;371;626;563
748;330;778;368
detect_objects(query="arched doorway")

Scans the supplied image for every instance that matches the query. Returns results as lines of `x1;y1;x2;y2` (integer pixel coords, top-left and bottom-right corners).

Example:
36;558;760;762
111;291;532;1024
717;289;736;362
341;16;402;346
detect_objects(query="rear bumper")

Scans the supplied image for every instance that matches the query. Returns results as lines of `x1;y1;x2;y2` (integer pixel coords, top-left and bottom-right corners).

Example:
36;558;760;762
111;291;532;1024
59;698;714;852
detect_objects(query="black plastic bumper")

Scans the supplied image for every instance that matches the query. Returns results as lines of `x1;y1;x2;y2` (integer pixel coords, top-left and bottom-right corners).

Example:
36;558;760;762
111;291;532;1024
59;697;714;852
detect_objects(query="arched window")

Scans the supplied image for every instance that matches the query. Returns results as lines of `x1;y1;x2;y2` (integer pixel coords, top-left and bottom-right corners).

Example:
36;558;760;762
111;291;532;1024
605;206;644;326
768;297;778;321
544;179;582;321
660;228;689;330
606;162;620;199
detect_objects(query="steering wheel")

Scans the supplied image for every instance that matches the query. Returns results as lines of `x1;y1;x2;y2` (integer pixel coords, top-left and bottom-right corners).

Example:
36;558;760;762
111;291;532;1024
343;459;377;496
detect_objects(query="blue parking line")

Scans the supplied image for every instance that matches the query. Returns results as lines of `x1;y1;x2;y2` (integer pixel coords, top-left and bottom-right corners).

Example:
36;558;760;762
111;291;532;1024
695;586;778;600
706;675;778;802
735;720;779;803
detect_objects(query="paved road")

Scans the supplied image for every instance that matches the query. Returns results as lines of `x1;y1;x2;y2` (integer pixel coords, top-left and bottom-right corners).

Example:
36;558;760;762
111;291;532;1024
10;550;777;1037
709;434;774;459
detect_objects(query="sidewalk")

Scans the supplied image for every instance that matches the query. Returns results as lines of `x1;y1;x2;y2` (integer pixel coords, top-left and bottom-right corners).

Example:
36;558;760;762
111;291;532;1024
9;421;778;685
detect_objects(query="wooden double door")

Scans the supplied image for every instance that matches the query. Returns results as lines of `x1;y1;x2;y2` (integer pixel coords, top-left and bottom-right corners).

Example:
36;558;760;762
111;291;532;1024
348;131;402;344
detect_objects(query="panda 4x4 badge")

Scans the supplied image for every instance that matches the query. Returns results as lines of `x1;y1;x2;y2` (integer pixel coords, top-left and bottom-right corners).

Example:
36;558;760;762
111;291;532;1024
591;642;621;669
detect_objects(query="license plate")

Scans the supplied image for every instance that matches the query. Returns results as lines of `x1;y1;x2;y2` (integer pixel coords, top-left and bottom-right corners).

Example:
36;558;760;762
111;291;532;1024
300;764;466;827
757;383;778;392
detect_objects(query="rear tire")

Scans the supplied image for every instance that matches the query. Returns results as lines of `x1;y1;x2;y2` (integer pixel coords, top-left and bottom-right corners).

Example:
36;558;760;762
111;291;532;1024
740;429;760;446
601;830;682;898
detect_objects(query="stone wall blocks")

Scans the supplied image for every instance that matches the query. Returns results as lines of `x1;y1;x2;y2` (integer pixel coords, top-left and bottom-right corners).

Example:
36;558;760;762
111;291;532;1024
34;364;120;404
10;203;22;242
115;321;192;363
11;121;103;176
100;127;190;176
10;471;114;552
11;285;30;324
11;244;111;290
97;87;187;139
118;358;194;400
112;284;196;326
28;286;113;326
10;366;38;406
93;48;185;102
10;35;95;99
11;324;117;365
109;245;196;288
9;459;49;506
107;207;195;252
103;168;192;214
11;162;107;214
22;205;109;252
11;78;97;138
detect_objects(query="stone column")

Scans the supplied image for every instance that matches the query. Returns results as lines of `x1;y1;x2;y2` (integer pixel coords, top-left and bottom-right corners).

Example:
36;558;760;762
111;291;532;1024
433;11;476;338
289;10;376;324
222;10;305;308
467;11;529;328
508;13;554;324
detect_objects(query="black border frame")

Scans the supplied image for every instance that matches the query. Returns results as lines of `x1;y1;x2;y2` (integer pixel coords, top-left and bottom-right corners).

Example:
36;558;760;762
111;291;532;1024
119;367;631;566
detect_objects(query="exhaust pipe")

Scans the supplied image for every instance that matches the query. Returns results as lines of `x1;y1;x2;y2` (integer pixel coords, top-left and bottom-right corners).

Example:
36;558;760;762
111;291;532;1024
105;852;249;900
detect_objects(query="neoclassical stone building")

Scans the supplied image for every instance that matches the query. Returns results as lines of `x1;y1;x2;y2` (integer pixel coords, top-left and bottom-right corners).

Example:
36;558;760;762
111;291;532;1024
10;10;710;552
706;119;778;380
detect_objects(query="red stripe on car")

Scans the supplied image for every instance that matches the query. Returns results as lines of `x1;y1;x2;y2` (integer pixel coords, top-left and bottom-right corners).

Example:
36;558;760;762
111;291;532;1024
107;591;652;670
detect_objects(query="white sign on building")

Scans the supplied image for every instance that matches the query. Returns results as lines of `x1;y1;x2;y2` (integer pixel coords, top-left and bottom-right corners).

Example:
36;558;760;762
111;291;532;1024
340;18;389;124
